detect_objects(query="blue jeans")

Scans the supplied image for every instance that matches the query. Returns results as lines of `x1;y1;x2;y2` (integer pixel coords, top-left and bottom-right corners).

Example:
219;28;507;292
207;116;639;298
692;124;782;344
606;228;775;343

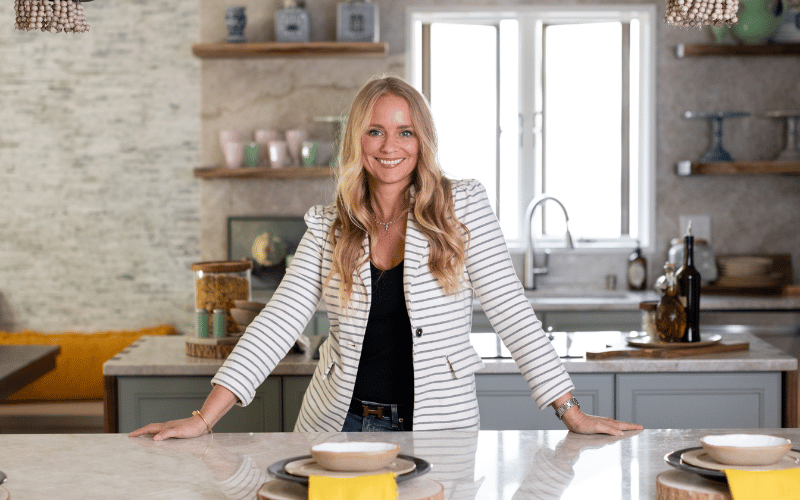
341;402;409;432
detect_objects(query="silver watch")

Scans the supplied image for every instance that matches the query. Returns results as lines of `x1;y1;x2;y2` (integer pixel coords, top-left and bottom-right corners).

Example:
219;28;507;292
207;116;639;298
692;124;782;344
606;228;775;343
554;397;580;420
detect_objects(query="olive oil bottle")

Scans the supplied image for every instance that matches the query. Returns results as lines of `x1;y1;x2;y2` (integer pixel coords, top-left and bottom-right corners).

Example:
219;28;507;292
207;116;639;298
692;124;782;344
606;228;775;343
656;262;686;343
676;223;701;342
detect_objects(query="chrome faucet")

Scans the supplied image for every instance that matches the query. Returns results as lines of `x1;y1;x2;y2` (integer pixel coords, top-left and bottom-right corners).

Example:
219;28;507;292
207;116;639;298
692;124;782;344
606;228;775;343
523;194;574;290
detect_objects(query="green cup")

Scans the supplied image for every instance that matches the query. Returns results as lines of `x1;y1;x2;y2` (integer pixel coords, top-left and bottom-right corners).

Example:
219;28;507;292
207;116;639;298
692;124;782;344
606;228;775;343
301;141;318;166
244;142;259;166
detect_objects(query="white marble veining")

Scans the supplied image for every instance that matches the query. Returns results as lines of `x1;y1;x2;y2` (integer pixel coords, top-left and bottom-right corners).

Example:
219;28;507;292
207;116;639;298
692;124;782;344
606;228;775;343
1;429;798;499
103;332;797;377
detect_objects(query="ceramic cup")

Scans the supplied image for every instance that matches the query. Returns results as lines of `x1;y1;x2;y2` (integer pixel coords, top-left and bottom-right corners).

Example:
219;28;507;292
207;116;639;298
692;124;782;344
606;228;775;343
244;143;259;167
285;129;309;166
268;141;289;169
301;141;318;166
254;129;280;167
223;141;245;168
219;130;243;149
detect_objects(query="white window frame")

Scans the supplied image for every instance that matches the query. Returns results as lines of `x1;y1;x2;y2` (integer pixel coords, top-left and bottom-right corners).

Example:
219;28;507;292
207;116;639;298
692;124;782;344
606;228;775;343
406;4;657;252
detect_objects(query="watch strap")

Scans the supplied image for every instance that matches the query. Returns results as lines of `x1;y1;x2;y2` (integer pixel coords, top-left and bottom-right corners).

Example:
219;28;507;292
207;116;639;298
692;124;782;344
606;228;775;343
554;397;580;420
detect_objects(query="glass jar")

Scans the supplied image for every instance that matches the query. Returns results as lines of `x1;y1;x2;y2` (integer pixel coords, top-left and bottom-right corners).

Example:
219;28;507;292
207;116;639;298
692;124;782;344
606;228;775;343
191;260;252;336
668;237;718;285
639;300;657;337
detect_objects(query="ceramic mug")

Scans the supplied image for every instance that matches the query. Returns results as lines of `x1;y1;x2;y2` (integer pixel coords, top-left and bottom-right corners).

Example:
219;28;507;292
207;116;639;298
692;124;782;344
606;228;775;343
285;129;309;166
223;141;245;168
301;141;318;166
219;130;243;151
268;141;289;169
254;129;280;167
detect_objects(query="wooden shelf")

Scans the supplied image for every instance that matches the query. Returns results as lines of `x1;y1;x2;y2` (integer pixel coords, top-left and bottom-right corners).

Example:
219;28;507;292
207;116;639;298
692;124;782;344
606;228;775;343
676;43;800;58
194;166;333;179
192;41;388;59
676;160;800;176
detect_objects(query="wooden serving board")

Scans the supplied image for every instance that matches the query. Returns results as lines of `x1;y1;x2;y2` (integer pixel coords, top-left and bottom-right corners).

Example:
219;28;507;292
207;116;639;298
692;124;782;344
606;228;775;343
257;478;444;500
185;335;240;359
586;342;749;360
656;470;731;500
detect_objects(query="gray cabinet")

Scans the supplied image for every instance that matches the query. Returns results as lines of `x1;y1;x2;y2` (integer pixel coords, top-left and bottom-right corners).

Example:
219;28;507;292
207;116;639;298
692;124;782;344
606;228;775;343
117;376;282;433
282;376;312;431
616;372;781;429
476;373;614;430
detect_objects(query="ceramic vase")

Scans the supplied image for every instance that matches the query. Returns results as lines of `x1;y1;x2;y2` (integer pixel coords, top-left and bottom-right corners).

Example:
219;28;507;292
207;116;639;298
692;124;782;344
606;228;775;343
226;6;246;43
730;0;783;44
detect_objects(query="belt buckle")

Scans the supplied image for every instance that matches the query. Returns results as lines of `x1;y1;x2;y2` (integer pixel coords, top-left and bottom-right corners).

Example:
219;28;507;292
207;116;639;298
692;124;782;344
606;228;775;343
362;404;384;419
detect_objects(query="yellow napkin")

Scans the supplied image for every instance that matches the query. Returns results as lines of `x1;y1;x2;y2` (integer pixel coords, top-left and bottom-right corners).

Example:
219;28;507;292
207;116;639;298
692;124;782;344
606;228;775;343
725;467;800;500
309;473;398;500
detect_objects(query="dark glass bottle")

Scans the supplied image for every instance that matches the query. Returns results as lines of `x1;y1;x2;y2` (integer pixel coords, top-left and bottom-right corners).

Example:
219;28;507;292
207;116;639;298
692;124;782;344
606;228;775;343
656;262;686;343
676;226;701;342
627;241;647;291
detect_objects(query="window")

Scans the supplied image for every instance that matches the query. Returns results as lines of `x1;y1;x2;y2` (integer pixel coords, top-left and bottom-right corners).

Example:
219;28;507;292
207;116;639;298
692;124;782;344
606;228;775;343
408;5;656;250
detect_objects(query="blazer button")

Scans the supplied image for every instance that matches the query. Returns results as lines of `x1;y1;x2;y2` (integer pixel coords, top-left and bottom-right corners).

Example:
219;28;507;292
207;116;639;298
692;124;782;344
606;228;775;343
415;328;423;338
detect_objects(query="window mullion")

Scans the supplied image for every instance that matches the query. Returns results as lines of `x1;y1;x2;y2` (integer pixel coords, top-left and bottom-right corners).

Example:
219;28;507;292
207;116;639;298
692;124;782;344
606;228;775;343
620;22;631;237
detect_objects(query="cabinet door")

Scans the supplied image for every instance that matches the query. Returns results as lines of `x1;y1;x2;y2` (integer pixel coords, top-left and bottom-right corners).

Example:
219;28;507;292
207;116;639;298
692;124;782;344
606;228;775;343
475;373;614;430
117;376;282;433
282;376;312;431
616;372;780;429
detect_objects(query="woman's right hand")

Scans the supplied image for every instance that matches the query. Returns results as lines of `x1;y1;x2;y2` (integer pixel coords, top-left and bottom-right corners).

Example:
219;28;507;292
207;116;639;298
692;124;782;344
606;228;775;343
128;415;210;441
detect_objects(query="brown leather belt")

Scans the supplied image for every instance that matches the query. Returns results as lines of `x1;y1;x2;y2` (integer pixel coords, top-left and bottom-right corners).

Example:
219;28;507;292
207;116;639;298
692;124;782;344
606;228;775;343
348;399;401;419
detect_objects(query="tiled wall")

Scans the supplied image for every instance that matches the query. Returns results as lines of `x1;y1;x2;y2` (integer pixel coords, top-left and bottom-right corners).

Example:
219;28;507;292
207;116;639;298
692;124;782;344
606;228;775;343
1;0;798;333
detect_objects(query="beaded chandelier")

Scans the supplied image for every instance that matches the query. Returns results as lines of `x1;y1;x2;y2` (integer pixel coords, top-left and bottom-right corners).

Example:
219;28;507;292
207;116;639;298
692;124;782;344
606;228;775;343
14;0;90;33
665;0;740;27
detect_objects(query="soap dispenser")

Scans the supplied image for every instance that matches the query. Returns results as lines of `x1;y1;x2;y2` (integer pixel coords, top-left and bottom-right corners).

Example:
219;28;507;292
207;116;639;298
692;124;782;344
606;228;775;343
627;240;647;291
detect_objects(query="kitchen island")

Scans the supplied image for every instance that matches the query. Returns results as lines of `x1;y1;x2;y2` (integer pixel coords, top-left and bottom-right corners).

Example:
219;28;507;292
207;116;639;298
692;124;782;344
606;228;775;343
103;332;797;433
0;428;797;499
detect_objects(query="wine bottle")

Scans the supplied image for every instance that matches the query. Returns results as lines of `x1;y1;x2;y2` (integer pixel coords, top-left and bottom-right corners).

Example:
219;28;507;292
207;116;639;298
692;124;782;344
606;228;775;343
627;240;647;291
656;262;686;343
676;222;701;342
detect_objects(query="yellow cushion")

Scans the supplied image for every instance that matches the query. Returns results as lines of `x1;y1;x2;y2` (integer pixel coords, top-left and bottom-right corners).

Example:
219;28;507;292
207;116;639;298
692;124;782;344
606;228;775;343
0;325;177;402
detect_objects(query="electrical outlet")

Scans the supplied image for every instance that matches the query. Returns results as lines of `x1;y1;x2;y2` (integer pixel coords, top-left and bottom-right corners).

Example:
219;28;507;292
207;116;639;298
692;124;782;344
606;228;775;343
679;214;711;244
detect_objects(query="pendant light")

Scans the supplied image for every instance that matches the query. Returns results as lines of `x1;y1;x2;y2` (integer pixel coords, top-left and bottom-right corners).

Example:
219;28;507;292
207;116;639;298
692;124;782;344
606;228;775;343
14;0;90;33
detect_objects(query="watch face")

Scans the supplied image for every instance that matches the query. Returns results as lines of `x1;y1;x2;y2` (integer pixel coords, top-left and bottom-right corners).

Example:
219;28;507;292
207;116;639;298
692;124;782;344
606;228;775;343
337;3;378;42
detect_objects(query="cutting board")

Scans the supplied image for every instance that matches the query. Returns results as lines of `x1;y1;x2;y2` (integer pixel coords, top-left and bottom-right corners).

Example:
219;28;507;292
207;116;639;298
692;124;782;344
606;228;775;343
656;470;731;500
585;342;749;360
257;478;444;500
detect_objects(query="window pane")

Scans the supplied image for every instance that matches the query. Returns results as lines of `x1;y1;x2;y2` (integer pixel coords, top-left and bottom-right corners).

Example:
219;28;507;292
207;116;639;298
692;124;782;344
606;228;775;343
543;23;622;239
429;23;498;211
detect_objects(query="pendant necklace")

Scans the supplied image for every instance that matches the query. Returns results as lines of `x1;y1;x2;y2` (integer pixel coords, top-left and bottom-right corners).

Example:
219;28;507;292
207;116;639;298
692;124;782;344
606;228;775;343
374;208;407;231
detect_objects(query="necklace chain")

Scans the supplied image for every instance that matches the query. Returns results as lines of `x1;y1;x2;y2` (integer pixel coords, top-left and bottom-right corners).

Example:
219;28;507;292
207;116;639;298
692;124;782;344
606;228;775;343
374;209;406;231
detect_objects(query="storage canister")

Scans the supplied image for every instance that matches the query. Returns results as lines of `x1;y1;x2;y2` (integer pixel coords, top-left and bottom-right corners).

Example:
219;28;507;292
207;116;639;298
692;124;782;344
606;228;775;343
639;300;657;337
192;260;252;336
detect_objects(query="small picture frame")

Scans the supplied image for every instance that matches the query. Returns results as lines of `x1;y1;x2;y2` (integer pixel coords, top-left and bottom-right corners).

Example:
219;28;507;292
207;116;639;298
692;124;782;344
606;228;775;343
227;216;307;289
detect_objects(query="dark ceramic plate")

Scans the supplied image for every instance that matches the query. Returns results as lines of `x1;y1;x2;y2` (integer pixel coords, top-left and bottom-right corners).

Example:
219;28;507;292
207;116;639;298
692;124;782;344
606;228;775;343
664;447;800;483
267;454;431;486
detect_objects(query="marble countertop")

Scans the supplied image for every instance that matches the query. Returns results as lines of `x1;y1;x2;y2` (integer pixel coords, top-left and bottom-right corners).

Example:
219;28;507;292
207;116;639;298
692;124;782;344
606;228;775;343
103;332;797;377
1;428;798;499
253;288;800;312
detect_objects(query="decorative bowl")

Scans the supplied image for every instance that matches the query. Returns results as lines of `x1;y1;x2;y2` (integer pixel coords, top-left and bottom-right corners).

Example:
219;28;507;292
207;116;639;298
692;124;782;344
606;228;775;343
233;300;266;312
310;441;400;472
701;434;792;466
230;308;259;329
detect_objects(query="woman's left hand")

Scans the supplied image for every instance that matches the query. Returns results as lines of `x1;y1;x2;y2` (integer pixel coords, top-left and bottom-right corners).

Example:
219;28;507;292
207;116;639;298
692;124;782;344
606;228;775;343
560;409;643;437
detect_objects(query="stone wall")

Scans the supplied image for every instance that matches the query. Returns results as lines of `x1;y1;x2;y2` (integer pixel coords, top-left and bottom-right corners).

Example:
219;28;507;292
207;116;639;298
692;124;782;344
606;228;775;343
0;0;200;332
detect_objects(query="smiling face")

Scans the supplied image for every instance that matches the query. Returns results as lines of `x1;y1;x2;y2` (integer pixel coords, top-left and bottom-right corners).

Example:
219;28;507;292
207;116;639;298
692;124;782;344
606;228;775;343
360;93;420;189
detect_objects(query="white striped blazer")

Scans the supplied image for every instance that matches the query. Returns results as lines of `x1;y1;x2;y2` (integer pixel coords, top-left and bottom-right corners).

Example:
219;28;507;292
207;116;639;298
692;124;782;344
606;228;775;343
212;179;574;431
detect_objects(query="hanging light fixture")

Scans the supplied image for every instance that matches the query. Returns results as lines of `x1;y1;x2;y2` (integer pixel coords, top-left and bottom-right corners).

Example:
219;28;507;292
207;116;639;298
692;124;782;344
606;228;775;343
14;0;90;33
665;0;739;27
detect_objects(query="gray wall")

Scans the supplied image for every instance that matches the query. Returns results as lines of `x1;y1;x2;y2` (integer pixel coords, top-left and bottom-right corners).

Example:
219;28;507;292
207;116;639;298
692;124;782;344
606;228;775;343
1;0;798;333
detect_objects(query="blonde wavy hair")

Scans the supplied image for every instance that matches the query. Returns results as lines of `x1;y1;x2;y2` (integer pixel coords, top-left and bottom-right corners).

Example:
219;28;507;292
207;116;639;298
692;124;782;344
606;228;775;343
327;76;469;310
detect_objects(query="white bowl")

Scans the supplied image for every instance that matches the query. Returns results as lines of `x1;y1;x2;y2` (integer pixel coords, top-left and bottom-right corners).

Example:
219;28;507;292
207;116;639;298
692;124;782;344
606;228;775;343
310;441;400;472
233;300;266;312
701;434;792;466
230;308;259;329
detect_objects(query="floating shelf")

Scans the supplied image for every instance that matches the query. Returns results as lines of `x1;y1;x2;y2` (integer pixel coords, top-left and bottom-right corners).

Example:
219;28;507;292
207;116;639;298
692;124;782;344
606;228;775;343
676;43;800;58
194;166;333;179
192;41;388;59
676;160;800;176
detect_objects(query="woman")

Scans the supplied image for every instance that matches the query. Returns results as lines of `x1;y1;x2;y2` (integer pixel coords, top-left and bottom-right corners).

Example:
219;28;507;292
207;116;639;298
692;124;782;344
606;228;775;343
130;76;641;439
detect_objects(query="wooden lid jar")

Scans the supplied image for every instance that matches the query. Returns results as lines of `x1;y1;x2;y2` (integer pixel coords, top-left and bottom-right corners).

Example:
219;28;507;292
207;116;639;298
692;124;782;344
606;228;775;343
191;260;252;336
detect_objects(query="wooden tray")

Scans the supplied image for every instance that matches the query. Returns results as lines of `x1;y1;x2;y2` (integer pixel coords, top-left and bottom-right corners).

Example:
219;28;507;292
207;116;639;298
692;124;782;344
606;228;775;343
586;342;749;360
185;336;240;359
656;470;731;500
258;478;444;500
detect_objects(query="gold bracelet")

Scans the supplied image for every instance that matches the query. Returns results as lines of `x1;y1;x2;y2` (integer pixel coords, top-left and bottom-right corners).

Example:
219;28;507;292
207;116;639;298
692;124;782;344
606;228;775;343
192;410;213;434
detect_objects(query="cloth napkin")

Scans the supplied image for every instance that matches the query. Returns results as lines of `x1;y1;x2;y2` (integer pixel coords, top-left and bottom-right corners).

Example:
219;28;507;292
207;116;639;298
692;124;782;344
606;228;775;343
309;473;398;500
725;467;800;500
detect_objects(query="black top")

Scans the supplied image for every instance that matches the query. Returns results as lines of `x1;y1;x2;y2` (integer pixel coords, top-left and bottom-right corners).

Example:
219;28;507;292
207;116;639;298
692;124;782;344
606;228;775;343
352;261;414;407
